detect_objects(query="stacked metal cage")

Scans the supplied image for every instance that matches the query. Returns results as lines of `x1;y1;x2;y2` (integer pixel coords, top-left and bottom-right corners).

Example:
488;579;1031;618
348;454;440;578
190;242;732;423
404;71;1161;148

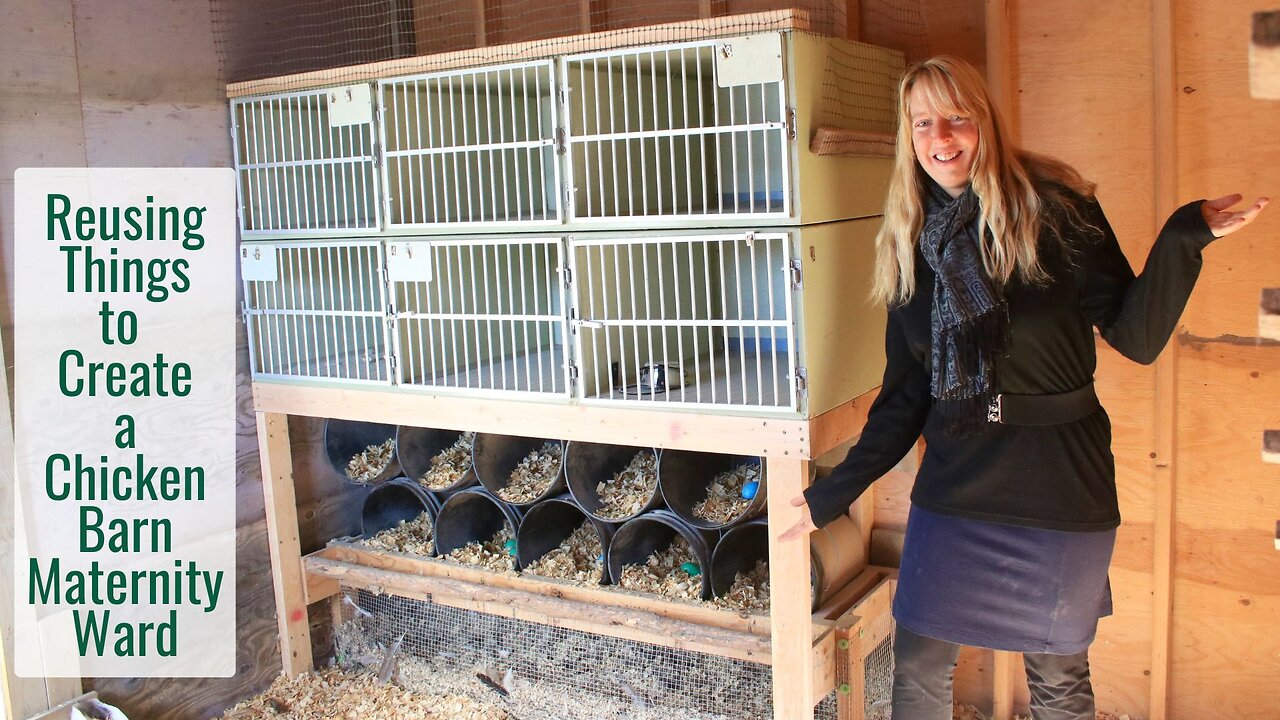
235;31;902;415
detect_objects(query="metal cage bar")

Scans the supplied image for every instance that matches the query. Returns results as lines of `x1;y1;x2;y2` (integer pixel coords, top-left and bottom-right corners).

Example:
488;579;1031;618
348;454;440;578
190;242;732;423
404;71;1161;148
241;240;391;384
390;237;569;398
231;89;381;235
564;39;790;224
569;232;797;412
379;61;561;229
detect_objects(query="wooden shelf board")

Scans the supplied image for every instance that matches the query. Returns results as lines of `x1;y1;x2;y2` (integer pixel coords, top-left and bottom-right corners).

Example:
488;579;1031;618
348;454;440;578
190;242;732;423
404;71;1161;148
253;381;876;458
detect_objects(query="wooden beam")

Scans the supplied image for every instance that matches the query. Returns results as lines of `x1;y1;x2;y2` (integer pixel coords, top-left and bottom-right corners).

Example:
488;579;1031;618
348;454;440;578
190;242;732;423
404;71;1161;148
991;650;1021;720
809;387;878;459
253;382;822;458
256;412;313;675
768;456;816;720
308;557;773;663
227;9;812;97
1150;0;1178;716
312;543;770;636
984;0;1018;142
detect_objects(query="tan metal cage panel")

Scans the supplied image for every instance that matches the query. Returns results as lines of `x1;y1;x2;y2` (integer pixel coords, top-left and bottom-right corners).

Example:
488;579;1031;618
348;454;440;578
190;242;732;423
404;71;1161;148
231;87;382;236
241;240;391;384
378;61;562;229
388;236;570;397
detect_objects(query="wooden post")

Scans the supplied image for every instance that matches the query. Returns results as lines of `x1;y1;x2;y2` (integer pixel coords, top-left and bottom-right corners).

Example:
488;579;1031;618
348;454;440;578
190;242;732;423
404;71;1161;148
1150;0;1178;716
256;412;314;675
985;0;1018;142
991;650;1021;720
768;456;815;720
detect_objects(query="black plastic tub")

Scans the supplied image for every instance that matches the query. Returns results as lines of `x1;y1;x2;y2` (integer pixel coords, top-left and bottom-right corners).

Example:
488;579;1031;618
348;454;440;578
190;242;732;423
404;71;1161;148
473;434;566;507
360;477;443;552
434;487;526;566
564;441;662;523
516;493;615;584
396;425;477;494
659;450;766;530
607;509;718;599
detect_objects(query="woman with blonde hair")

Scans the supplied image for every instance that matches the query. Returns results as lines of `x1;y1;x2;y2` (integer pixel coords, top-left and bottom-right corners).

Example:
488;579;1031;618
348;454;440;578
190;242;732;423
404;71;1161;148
781;56;1267;719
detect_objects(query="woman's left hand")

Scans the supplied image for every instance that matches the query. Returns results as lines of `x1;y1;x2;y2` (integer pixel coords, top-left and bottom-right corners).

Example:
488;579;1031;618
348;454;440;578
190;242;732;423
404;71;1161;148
1202;194;1269;238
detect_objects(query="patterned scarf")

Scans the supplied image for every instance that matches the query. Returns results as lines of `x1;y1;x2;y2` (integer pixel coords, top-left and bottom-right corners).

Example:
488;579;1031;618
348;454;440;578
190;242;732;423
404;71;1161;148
918;181;1008;434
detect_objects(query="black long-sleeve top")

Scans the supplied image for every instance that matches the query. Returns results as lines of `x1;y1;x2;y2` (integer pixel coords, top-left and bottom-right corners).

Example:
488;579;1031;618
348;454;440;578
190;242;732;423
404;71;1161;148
804;196;1215;531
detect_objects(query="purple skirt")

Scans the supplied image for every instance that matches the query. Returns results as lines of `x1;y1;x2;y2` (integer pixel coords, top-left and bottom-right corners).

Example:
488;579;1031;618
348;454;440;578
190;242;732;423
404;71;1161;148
892;505;1115;655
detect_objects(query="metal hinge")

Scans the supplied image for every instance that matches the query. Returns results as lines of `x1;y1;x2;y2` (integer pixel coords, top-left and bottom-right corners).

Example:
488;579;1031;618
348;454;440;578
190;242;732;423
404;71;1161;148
795;367;808;405
555;127;568;155
568;363;579;389
373;142;382;168
786;107;796;142
558;86;571;105
790;258;803;289
562;263;573;287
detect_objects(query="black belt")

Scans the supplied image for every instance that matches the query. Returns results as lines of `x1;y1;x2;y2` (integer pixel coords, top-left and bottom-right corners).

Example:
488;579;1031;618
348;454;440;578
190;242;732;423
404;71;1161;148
987;383;1100;425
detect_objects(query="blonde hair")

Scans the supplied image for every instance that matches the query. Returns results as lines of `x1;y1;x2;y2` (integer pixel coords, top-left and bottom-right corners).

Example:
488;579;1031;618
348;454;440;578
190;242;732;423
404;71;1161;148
873;56;1096;306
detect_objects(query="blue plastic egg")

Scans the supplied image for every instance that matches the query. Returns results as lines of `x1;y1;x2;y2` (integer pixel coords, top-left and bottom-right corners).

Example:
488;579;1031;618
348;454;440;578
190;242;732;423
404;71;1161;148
741;481;760;500
680;561;701;577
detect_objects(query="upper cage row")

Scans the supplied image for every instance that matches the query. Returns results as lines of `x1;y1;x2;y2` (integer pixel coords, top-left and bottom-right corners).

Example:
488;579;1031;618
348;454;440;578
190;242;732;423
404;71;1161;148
230;32;904;236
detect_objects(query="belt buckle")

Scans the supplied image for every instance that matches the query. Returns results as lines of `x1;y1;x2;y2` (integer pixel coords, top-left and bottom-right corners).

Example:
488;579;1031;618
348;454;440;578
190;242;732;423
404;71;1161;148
987;394;1003;423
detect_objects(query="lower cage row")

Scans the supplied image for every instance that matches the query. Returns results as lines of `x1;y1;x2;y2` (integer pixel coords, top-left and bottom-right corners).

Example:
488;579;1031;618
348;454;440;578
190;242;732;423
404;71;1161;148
354;479;863;613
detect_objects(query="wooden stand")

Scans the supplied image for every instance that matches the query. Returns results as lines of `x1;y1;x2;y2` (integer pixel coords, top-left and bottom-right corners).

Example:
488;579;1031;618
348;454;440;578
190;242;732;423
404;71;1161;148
253;381;878;720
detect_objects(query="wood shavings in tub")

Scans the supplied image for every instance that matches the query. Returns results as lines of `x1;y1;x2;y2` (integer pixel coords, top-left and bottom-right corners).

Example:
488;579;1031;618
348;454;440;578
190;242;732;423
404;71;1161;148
358;513;435;556
348;439;396;483
444;527;517;573
595;450;658;520
711;558;770;613
691;463;758;524
521;522;604;584
498;442;562;503
420;432;476;490
617;536;701;601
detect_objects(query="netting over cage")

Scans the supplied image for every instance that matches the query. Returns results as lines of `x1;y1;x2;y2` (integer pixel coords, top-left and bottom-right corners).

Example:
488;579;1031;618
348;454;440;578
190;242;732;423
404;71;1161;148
212;0;932;94
332;587;893;719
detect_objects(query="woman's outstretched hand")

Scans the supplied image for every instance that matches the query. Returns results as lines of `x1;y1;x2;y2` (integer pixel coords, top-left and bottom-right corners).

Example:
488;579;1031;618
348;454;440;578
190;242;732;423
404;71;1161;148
778;494;816;542
1202;194;1269;238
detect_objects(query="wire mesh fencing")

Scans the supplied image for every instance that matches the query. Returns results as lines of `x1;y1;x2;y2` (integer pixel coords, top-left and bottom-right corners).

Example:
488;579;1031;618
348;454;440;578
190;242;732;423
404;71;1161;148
332;587;878;719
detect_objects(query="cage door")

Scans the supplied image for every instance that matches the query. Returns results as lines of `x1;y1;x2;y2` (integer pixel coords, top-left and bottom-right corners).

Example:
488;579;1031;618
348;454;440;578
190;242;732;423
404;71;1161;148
231;87;381;235
241;240;391;384
568;232;798;413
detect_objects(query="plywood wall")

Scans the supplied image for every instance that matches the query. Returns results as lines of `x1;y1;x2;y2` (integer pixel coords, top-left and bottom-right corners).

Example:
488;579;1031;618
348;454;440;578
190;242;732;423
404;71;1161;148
909;1;1279;717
